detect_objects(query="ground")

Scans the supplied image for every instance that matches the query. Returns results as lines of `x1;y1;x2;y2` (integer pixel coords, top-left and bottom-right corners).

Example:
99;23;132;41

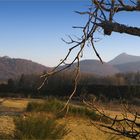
0;98;132;140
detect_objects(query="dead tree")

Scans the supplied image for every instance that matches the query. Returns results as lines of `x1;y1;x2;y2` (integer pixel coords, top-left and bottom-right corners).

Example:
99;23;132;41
39;0;140;130
39;0;140;102
40;0;140;85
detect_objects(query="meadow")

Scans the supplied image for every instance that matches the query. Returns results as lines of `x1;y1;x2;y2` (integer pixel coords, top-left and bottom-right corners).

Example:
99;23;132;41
0;97;134;140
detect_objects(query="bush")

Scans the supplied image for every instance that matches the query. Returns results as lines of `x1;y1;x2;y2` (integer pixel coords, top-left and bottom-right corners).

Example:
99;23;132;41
26;98;64;113
0;133;13;140
26;98;101;121
14;114;69;140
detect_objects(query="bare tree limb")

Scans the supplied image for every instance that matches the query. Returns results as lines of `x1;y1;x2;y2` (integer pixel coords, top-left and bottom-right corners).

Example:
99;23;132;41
39;0;140;127
98;21;140;36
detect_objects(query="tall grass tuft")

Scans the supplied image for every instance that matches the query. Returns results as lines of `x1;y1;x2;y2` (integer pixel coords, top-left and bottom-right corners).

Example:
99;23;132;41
26;98;101;121
0;133;13;140
26;98;64;113
14;114;69;140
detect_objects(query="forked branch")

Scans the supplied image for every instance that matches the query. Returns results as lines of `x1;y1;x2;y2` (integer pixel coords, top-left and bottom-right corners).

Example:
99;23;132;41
83;98;140;140
39;0;140;111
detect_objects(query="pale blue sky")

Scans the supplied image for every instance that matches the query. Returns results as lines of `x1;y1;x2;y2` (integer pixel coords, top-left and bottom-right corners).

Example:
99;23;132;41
0;0;139;66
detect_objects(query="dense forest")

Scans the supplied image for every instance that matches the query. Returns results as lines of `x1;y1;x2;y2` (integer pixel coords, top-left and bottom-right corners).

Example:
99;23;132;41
1;71;140;101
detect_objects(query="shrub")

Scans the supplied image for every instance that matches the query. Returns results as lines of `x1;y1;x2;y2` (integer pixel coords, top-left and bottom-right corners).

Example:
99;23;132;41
26;98;101;121
0;133;13;140
26;98;64;113
14;114;69;140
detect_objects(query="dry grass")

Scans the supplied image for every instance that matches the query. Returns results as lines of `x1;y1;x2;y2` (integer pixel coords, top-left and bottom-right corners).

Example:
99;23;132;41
0;98;44;111
0;98;136;140
0;115;130;140
1;99;28;110
61;117;108;140
0;116;15;138
60;116;130;140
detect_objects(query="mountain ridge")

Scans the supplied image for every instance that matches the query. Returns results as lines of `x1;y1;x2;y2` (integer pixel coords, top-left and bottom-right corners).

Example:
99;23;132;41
108;53;140;65
75;59;120;76
1;52;140;81
0;56;50;80
114;61;140;73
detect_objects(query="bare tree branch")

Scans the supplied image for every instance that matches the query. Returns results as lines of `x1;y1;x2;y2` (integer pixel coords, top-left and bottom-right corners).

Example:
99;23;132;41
39;0;140;122
97;21;140;36
83;98;140;139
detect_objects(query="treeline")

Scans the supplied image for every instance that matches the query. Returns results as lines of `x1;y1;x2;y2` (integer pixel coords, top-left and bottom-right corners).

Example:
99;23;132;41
0;71;140;100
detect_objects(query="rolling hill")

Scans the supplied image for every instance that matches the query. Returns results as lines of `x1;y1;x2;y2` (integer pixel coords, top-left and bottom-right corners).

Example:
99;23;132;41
0;56;49;80
1;53;140;81
114;61;140;73
60;59;120;76
78;60;120;76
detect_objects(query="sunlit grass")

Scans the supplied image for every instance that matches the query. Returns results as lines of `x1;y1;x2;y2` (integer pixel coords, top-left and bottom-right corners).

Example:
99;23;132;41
26;98;102;121
2;99;28;110
14;114;69;140
0;98;133;140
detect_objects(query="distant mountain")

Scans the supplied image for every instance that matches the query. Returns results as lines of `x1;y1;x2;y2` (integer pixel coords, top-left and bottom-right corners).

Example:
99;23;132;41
114;61;140;73
108;53;140;65
2;53;140;81
0;56;50;80
63;60;120;76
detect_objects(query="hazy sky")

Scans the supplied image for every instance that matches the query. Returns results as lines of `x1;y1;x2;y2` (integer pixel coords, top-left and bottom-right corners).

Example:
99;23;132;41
0;0;139;67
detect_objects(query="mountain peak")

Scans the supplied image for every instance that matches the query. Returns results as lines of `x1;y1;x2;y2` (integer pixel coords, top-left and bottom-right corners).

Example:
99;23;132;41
119;52;127;56
1;56;10;59
108;53;140;65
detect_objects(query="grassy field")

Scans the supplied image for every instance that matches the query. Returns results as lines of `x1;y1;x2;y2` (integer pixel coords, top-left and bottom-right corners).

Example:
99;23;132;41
0;98;133;140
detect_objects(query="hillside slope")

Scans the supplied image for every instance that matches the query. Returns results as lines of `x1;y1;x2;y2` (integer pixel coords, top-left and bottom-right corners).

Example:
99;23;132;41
108;53;140;65
115;61;140;73
0;56;49;80
62;60;120;76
